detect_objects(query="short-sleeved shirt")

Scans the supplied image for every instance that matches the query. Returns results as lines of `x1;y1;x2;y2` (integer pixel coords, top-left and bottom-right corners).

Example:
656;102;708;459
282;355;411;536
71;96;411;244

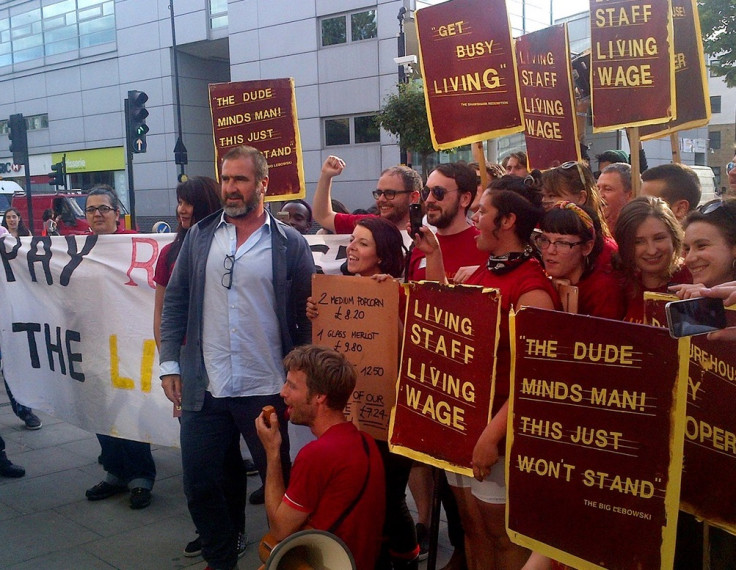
154;242;175;287
333;213;375;234
408;225;488;282
284;422;385;570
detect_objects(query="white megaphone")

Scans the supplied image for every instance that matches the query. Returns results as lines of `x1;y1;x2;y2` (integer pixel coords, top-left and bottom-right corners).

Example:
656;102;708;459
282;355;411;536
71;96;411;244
260;529;356;570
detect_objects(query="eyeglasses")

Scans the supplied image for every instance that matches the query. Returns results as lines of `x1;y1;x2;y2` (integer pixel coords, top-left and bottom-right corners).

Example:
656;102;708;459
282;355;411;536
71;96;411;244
699;199;736;222
727;162;735;173
85;205;116;214
372;189;412;200
535;234;583;251
559;161;588;190
222;254;235;289
421;186;458;201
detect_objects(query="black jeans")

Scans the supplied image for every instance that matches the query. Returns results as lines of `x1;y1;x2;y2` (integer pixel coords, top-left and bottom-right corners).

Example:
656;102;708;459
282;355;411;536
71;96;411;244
180;392;290;570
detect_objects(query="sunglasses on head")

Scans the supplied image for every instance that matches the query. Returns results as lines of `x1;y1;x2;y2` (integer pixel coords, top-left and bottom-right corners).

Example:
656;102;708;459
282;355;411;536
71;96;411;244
559;161;588;190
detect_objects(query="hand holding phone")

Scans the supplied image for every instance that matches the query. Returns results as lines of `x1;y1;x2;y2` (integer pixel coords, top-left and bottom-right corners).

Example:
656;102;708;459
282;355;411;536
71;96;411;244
665;297;727;338
409;203;423;238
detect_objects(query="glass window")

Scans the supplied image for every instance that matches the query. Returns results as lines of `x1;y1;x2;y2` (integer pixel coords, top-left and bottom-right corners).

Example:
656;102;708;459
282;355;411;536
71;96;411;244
325;118;350;146
355;115;380;143
351;10;376;41
210;0;228;29
711;96;721;114
713;166;721;187
710;131;721;150
321;16;346;46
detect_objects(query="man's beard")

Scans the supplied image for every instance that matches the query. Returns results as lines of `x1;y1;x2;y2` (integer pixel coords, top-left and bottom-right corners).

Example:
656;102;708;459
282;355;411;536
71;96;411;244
224;191;260;218
427;200;460;229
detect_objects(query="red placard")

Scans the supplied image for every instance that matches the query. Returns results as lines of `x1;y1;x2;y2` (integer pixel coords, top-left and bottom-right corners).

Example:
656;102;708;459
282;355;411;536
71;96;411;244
416;0;523;150
508;308;687;569
639;0;711;140
516;24;581;169
388;282;500;475
208;78;305;201
645;294;736;534
590;0;676;132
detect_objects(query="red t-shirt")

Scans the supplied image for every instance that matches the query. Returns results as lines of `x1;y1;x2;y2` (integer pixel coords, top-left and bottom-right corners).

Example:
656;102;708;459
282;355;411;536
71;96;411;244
577;265;626;320
334;213;375;234
623;265;692;323
597;236;618;273
408;225;488;282
465;258;561;414
284;422;385;570
154;242;175;287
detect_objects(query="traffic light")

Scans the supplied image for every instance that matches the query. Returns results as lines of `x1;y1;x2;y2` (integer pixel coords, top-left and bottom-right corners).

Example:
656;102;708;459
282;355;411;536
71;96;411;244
127;90;149;153
8;113;28;165
48;161;65;188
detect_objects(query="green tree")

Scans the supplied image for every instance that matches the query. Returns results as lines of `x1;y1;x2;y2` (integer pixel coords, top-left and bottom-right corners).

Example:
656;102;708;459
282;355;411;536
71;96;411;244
698;0;736;87
375;81;435;177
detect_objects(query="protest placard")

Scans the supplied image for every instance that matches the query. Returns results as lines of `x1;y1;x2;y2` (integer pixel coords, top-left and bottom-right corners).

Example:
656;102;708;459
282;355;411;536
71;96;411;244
389;282;500;475
516;24;580;168
590;0;676;132
645;294;736;534
416;0;523;150
209;78;305;200
311;274;400;440
640;0;710;140
508;307;688;569
0;234;179;447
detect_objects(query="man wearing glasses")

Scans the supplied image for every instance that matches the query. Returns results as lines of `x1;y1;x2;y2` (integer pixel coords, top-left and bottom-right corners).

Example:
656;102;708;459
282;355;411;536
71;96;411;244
408;162;489;282
159;145;315;570
312;155;422;233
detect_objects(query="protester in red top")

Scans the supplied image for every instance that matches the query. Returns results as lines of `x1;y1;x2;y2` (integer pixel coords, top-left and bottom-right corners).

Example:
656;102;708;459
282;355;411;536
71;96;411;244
312;155;422;234
256;346;385;570
538;202;625;319
613;196;689;323
414;176;559;570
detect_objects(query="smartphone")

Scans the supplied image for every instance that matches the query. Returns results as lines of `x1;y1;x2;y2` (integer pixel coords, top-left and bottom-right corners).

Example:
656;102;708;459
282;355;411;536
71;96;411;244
409;203;423;237
665;297;728;338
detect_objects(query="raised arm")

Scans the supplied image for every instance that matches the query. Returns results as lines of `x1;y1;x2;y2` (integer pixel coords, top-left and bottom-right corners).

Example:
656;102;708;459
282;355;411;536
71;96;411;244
313;155;346;232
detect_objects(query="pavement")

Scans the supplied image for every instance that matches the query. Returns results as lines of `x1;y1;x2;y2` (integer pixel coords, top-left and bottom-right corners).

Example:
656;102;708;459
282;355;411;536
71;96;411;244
0;387;455;569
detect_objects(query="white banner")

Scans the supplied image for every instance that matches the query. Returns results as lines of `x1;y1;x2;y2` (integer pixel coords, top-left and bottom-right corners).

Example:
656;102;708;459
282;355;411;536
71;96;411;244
0;230;408;446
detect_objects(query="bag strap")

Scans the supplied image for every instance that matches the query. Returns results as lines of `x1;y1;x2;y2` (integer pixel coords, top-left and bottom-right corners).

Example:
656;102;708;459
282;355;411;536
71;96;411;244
327;432;371;534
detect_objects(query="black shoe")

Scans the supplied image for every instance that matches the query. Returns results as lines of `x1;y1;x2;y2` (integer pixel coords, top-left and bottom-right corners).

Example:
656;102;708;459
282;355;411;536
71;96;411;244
0;460;25;478
244;459;258;476
129;487;152;509
237;532;248;558
249;485;265;505
184;535;202;557
20;411;42;430
86;481;127;501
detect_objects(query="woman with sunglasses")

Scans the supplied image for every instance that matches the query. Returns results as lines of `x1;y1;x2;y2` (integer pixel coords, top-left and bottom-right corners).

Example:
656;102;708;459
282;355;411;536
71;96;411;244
307;217;419;570
613;196;689;323
671;200;736;297
538;202;625;319
415;177;559;570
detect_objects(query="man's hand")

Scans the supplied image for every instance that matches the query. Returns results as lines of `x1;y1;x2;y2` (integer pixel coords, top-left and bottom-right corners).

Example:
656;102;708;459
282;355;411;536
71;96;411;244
256;409;282;455
161;374;182;407
322;155;345;179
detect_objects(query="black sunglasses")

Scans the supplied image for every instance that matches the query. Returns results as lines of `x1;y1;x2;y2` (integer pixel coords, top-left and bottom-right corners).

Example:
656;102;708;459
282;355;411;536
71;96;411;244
421;186;458;201
222;254;235;289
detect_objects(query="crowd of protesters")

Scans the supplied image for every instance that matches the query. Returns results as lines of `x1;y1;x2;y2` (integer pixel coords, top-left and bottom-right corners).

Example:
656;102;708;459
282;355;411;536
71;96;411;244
3;145;736;570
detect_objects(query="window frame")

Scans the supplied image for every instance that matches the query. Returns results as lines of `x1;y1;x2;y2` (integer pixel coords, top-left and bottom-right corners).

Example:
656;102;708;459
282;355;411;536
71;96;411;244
323;114;381;147
319;9;377;48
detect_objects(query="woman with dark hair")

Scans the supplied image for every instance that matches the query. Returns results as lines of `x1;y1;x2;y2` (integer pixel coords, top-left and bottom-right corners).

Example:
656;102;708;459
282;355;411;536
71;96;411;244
1;207;31;237
415;178;559;570
307;217;417;569
613;196;689;323
538;202;625;319
673;200;736;296
153;176;221;348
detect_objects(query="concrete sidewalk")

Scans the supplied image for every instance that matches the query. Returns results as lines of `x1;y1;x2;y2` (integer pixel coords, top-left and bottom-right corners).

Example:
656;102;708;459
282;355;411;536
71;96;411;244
0;390;454;569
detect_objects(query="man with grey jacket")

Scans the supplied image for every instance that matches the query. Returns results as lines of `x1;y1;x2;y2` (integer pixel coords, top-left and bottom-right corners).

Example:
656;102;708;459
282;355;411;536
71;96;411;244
160;145;314;570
